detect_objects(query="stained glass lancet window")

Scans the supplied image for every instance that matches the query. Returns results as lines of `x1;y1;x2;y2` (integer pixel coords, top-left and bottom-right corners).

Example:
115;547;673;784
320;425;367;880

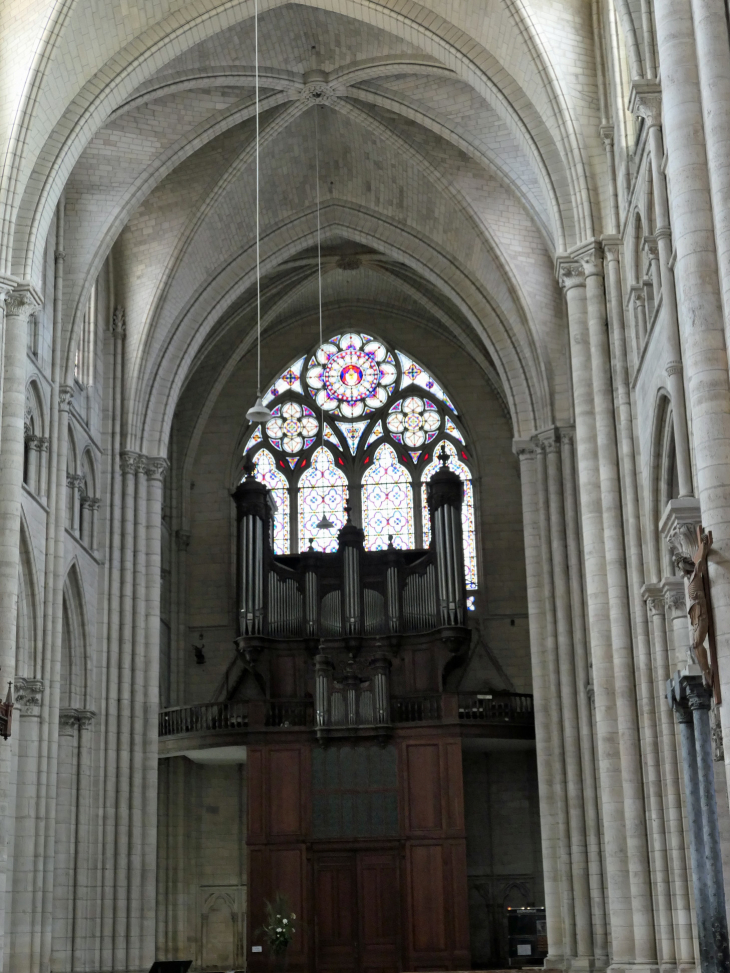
253;449;290;554
421;441;478;589
298;447;348;553
242;332;475;580
362;444;415;551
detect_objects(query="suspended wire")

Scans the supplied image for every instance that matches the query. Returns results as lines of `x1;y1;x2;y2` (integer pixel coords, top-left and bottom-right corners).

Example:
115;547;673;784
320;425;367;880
255;0;261;397
316;105;325;450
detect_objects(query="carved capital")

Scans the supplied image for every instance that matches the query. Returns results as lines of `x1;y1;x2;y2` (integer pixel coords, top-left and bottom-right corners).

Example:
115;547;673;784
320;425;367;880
145;456;169;481
112;306;125;336
579;245;604;278
119;450;139;475
633;291;646;309
512;438;537;459
666;361;683;377
34;436;49;453
15;677;44;716
59;707;95;733
59;385;74;409
5;288;41;319
557;260;585;291
628;80;662;127
644;236;659;260
535;427;561;453
599;123;614;149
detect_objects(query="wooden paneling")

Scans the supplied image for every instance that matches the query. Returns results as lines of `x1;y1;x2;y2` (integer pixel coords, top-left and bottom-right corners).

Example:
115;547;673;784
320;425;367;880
408;844;446;952
448;841;470;960
443;741;465;834
314;854;358;972
269;747;303;836
358;851;400;973
405;743;442;833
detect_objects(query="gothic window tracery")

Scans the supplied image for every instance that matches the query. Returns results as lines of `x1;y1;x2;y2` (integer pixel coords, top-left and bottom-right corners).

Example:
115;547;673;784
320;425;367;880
243;332;477;587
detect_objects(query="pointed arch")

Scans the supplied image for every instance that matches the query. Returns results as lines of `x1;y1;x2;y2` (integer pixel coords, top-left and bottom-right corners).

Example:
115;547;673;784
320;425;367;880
297;447;347;553
250;449;289;556
17;513;41;677
61;562;90;710
361;444;414;551
422;441;478;590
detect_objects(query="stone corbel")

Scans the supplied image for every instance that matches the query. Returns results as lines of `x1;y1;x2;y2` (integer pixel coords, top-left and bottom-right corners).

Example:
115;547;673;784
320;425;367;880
659;497;703;572
628;79;662;127
15;677;44;717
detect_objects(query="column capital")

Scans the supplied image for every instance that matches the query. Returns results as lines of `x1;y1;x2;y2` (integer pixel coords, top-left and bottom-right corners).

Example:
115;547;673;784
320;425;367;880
119;450;140;475
556;258;585;291
599;123;615;149
628;79;662;127
5;284;42;319
15;677;44;717
642;582;664;615
575;241;604;277
112;306;125;337
534;427;561;453
662;576;686;617
0;275;17;307
59;707;96;734
512;438;537;459
144;456;169;481
59;385;74;409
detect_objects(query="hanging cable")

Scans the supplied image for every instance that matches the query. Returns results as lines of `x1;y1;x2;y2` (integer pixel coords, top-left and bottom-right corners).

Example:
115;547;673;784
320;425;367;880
314;103;334;532
246;0;271;424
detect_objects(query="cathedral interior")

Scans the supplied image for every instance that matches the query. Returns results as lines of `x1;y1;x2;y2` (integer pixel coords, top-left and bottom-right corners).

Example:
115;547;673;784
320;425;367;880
2;0;730;971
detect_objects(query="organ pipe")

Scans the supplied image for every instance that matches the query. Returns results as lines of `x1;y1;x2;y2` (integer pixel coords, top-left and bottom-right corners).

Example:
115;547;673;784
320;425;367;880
428;456;466;627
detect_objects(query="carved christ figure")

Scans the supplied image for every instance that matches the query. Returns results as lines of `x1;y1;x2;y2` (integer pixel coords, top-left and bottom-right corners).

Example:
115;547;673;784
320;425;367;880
687;528;713;686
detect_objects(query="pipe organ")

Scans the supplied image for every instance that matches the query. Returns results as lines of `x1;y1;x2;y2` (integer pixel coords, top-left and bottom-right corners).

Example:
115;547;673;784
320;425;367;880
231;456;473;973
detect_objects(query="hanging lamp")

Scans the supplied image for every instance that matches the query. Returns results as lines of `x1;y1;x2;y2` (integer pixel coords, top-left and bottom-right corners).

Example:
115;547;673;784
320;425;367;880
246;0;272;426
313;100;334;533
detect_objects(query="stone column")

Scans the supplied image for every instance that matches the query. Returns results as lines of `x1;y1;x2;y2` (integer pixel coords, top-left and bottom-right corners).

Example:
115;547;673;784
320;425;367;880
533;439;576;962
541;429;593;967
650;0;730;770
645;587;695;966
8;677;44;970
672;682;713;971
0;284;41;969
687;678;730;972
558;260;634;963
143;457;167;966
561;430;608;964
581;248;656;962
514;441;564;962
687;0;730;358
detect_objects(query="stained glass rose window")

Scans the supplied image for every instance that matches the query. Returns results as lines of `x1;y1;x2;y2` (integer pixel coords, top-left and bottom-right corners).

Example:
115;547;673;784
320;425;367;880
386;396;440;447
306;333;397;418
266;401;318;453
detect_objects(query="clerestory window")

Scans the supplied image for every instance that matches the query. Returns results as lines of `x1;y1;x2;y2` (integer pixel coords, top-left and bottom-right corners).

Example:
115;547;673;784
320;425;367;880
242;332;477;589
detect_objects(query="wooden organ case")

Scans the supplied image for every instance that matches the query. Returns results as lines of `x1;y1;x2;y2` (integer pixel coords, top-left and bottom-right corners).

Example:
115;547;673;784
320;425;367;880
233;458;472;973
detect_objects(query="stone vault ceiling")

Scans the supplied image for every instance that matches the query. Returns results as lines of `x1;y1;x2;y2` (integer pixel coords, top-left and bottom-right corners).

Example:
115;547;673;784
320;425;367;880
0;0;609;450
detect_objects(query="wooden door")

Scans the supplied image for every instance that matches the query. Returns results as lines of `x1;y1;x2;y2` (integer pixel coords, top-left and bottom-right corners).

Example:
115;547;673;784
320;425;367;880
314;853;358;973
357;851;401;973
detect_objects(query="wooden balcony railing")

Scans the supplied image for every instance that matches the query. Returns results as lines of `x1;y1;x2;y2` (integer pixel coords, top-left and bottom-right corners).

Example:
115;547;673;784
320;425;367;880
457;692;534;723
158;692;534;738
